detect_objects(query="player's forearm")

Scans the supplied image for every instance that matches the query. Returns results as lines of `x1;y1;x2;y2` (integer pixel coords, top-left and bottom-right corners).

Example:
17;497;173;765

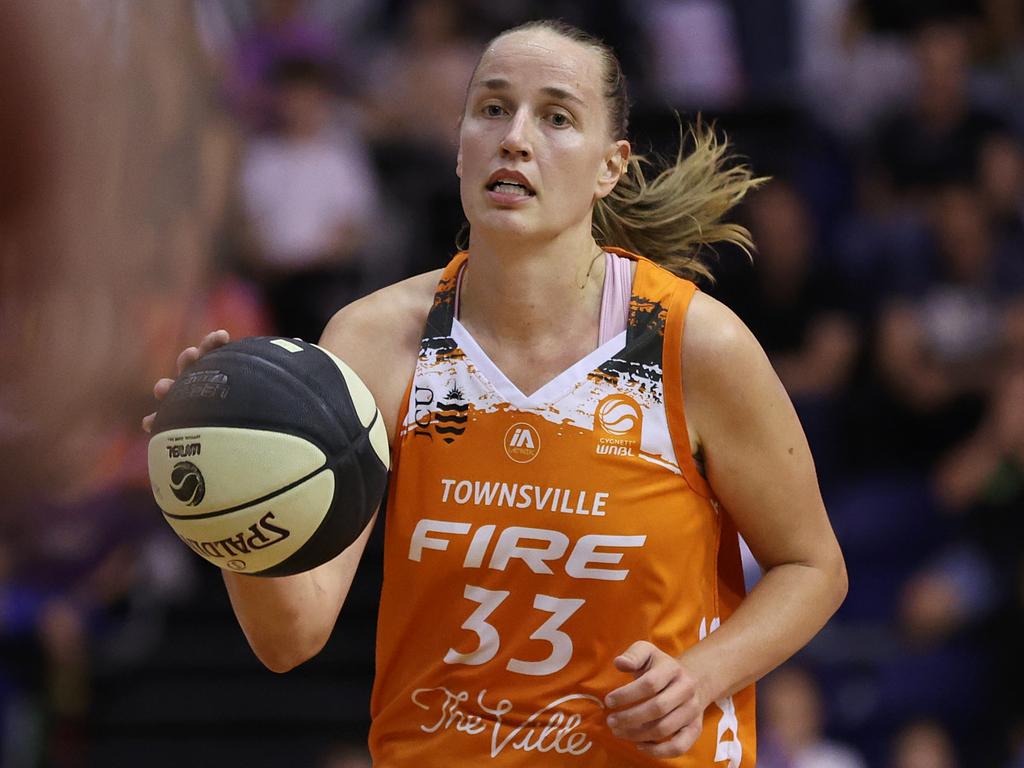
220;513;376;672
678;551;847;702
223;569;341;672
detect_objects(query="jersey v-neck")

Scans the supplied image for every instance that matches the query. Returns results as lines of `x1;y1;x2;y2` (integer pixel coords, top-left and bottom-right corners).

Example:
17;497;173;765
449;252;632;408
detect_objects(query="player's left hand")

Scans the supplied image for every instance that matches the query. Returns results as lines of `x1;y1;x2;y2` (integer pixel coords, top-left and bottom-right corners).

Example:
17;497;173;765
604;640;709;758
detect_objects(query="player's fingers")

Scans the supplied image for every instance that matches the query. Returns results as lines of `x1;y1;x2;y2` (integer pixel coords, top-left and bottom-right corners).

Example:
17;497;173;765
636;718;703;759
176;346;199;376
154;378;174;399
198;329;229;356
142;412;155;434
612;701;696;743
612;640;656;675
607;677;696;734
605;661;676;710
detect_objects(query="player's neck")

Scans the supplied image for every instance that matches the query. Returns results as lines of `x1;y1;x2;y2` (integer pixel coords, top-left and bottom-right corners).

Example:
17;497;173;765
459;226;606;351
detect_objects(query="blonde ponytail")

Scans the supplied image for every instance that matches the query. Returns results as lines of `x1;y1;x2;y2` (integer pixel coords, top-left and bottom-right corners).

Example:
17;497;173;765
594;120;767;282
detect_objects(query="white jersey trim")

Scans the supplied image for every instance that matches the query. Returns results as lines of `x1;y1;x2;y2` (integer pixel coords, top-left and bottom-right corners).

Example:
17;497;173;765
451;319;627;409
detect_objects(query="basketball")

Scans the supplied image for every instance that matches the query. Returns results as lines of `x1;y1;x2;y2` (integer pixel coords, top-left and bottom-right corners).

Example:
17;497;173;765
147;336;389;577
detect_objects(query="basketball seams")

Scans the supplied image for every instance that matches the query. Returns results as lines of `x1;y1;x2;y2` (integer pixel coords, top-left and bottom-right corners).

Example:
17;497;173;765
227;342;386;472
160;462;331;520
314;345;377;427
150;337;390;576
256;448;369;577
177;343;362;467
155;346;346;459
158;409;381;522
238;345;362;454
162;415;382;576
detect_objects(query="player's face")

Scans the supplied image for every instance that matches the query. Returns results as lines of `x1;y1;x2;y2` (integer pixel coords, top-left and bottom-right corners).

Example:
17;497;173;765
457;30;628;244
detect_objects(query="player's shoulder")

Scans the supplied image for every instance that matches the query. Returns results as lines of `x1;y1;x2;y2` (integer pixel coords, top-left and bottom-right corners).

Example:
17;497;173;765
318;269;441;434
683;290;756;362
682;289;778;437
321;269;440;353
681;291;768;404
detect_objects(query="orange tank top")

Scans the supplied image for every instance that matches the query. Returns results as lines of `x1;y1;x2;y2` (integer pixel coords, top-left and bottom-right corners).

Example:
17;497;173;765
368;250;755;766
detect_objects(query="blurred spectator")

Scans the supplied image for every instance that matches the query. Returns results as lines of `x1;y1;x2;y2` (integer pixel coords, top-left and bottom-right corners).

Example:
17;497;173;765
361;0;482;273
731;0;798;102
889;719;959;768
965;0;1024;130
720;181;859;488
0;480;170;766
758;665;868;768
869;183;1022;470
238;56;380;341
978;133;1024;246
795;0;915;141
934;362;1024;761
892;542;995;754
934;361;1024;540
868;21;1006;205
632;0;744;108
225;0;339;129
364;0;479;153
899;547;995;646
729;182;859;401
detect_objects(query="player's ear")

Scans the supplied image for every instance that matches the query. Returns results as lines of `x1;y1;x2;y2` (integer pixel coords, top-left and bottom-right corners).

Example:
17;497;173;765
456;144;463;179
596;140;629;199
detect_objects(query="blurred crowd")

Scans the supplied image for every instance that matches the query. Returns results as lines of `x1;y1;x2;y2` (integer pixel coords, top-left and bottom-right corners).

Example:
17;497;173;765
2;0;1024;766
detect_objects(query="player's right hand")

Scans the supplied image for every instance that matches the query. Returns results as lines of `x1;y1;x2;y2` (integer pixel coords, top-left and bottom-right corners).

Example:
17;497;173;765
141;329;231;434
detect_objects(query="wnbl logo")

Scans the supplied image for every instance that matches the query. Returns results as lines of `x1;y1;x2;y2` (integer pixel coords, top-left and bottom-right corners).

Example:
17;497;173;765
594;395;642;457
166;442;200;459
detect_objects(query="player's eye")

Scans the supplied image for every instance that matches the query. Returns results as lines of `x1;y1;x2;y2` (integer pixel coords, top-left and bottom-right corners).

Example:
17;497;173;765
548;111;572;128
483;103;505;118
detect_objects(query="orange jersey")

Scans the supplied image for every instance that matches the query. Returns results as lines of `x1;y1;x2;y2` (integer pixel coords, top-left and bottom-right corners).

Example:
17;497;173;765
369;250;755;766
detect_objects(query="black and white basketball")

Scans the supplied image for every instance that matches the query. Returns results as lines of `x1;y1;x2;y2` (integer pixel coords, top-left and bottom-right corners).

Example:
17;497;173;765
147;337;389;577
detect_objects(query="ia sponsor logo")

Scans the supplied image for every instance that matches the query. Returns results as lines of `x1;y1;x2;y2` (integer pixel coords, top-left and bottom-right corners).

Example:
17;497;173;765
503;422;540;463
593;394;642;457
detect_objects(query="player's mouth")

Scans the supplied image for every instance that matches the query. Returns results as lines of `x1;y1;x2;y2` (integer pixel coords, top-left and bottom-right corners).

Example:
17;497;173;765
485;170;535;203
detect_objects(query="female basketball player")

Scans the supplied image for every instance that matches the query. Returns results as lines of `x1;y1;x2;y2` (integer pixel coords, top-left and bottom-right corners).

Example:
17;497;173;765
146;20;847;765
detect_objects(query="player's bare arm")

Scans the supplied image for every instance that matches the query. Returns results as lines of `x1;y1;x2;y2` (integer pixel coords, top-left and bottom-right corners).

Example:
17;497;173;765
681;292;847;692
218;271;439;672
604;291;848;757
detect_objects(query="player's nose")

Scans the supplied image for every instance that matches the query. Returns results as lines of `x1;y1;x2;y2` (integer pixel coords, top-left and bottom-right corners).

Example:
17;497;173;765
499;109;532;160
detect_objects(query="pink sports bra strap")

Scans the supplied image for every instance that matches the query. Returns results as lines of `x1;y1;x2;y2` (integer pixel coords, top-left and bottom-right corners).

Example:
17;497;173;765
598;250;631;345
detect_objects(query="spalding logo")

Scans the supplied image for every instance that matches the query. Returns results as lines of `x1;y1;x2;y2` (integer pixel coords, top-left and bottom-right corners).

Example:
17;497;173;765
596;395;641;436
170;461;205;506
